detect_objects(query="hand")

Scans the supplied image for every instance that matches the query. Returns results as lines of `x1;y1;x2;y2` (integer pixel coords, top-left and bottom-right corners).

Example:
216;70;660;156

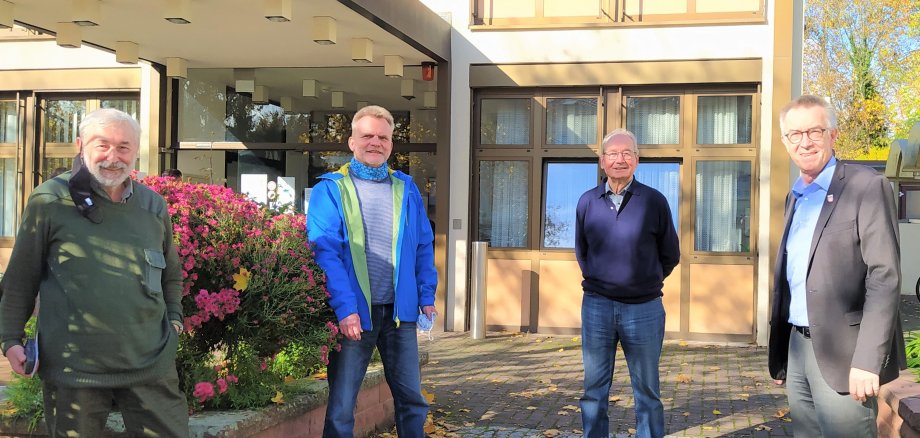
849;367;880;402
5;345;27;377
339;313;363;341
773;379;785;385
421;305;436;321
172;321;183;335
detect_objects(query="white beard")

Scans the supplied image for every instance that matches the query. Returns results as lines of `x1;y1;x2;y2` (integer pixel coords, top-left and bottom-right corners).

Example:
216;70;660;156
87;160;130;188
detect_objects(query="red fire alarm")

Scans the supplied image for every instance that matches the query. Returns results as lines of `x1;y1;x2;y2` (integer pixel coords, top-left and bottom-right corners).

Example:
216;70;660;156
421;62;436;81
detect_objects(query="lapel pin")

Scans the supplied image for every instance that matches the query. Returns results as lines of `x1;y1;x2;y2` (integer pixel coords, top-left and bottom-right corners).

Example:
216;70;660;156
826;194;834;203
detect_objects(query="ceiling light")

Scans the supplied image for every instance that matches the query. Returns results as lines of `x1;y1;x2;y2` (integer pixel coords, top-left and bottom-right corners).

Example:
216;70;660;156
312;16;336;45
71;0;99;26
234;68;255;93
165;0;191;24
280;96;294;113
253;85;270;103
423;91;437;109
114;41;139;64
384;55;403;78
0;1;14;30
401;79;415;101
264;0;291;22
302;79;317;98
166;57;188;79
351;38;372;63
331;91;344;109
56;22;82;48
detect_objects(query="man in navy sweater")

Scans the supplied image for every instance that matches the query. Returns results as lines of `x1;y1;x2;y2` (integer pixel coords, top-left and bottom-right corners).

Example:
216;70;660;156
575;128;680;438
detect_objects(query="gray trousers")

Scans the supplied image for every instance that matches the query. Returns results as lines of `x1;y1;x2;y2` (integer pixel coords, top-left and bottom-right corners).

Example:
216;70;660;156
786;329;877;438
42;372;189;438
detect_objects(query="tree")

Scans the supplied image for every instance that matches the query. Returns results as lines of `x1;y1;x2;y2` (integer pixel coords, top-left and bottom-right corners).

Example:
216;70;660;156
803;0;920;159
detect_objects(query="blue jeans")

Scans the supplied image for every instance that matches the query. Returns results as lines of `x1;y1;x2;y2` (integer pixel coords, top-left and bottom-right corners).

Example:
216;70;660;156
580;292;665;438
323;304;428;438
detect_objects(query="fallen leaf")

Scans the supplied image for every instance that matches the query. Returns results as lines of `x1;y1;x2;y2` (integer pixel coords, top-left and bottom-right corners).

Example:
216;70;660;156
709;366;721;371
452;390;462;395
571;337;580;342
428;360;439;365
284;375;295;383
480;411;497;420
271;391;285;404
663;397;674;402
558;348;564;352
312;371;328;380
422;389;435;404
526;406;537;410
424;423;437;434
713;409;722;415
676;374;692;384
755;425;773;431
703;426;714;430
556;411;569;416
736;393;750;401
628;428;636;434
543;429;561;437
609;396;622;403
682;412;690;417
463;422;475;427
232;267;250;291
774;407;789;419
459;408;470;413
562;405;579;411
678;340;688;346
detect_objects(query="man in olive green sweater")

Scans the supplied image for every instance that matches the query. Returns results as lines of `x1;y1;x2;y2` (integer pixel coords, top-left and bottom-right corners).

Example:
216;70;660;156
0;108;189;437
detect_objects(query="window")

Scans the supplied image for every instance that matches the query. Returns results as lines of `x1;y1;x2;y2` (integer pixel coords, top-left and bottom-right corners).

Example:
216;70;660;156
44;99;86;144
1;100;17;237
478;160;529;248
695;160;751;252
697;95;752;144
101;98;140;119
480;99;531;145
543;162;597;248
635;162;680;230
626;96;680;145
546;98;597;145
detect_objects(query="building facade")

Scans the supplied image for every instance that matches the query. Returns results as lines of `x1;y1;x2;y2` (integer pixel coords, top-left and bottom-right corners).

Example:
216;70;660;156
0;0;803;344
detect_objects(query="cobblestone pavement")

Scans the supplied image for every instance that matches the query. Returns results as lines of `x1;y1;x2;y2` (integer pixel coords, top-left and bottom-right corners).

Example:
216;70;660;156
370;296;920;438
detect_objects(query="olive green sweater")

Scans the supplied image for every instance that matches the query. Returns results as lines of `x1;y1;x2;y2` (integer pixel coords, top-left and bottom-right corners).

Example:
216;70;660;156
0;173;183;387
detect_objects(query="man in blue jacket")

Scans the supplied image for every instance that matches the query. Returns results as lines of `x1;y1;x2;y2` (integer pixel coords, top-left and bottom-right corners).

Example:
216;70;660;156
575;129;680;438
307;105;437;438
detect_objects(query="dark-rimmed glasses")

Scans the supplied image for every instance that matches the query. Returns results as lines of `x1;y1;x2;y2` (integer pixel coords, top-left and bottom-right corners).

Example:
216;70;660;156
784;128;828;144
602;151;637;161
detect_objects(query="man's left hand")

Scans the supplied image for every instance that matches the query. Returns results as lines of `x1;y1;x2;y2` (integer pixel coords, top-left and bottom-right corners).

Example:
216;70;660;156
849;367;880;402
421;305;436;321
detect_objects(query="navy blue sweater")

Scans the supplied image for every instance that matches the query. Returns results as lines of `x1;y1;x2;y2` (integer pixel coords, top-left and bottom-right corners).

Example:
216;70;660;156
575;178;680;303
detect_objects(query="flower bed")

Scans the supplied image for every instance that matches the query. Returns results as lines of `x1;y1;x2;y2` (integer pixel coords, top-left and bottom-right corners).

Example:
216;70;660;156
1;177;339;426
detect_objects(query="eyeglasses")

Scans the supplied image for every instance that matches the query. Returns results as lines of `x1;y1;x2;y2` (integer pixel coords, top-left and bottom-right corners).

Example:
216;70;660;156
602;151;637;161
784;128;828;144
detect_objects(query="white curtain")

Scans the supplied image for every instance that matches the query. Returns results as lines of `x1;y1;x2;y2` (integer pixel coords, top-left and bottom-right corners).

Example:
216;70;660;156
483;99;529;145
635;162;680;230
479;161;529;248
546;98;596;144
627;97;680;145
697;96;752;144
695;161;750;252
1;102;16;143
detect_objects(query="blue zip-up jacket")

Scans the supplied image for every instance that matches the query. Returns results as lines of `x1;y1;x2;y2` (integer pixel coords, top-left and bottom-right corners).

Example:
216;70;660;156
307;163;437;330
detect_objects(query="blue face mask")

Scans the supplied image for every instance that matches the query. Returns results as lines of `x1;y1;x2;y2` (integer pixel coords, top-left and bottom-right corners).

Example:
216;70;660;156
417;313;435;340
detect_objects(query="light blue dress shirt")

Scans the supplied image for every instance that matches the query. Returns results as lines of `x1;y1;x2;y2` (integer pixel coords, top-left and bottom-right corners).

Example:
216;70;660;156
606;178;633;212
786;157;837;327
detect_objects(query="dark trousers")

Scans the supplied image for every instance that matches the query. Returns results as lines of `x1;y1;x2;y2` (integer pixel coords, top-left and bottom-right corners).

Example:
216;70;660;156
42;372;189;438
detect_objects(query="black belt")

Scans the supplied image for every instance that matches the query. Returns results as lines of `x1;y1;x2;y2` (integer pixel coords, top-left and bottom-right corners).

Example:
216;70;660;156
793;325;811;338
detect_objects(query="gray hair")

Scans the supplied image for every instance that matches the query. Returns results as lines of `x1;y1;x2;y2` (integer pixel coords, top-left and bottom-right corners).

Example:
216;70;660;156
351;105;394;132
600;128;639;154
779;95;837;132
78;108;141;143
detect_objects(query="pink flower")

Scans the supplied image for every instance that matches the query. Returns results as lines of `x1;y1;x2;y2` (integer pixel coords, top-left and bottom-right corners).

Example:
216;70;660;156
260;361;268;371
216;378;228;394
193;382;216;403
227;374;239;384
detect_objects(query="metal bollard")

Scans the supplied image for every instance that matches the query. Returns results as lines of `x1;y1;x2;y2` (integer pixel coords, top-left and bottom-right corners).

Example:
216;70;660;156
470;241;488;340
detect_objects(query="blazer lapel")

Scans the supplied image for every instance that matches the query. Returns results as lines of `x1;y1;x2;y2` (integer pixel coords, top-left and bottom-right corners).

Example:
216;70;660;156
807;163;846;271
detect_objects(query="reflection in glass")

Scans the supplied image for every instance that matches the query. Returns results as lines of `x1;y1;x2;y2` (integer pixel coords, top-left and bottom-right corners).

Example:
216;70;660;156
225;92;284;142
43;157;75;181
180;74;229;141
635;162;680;231
1;158;16;237
479;161;528;248
284;113;313;144
626;96;680;145
44;100;86;143
543;162;597;248
480;99;530;145
695;160;751;252
546;98;597;145
697;96;752;144
1;101;17;144
101;99;140;120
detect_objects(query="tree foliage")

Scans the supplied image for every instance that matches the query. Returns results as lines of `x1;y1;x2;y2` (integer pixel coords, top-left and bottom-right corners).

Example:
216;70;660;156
803;0;920;159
